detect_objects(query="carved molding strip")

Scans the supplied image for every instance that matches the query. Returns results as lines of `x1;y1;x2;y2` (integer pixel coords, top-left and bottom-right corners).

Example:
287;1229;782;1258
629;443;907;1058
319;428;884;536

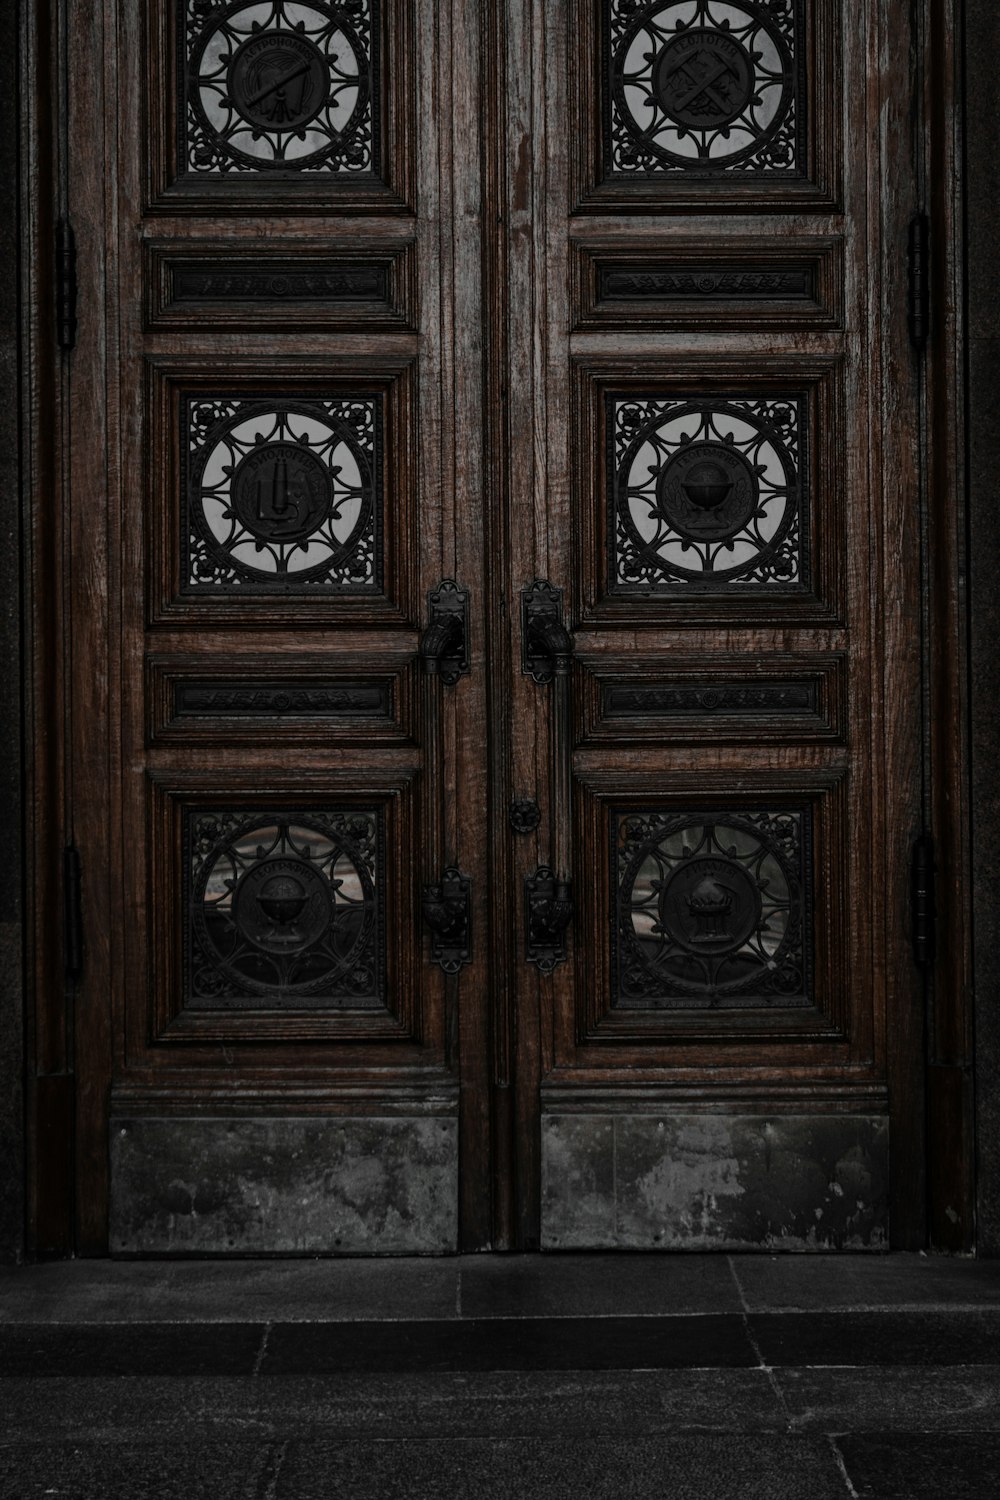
604;681;817;716
572;241;842;332
599;264;812;301
175;679;391;718
145;241;417;330
172;264;388;303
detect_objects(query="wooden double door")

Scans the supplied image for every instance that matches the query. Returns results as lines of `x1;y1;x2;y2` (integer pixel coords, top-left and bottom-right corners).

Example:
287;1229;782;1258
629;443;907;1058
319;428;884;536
29;0;960;1253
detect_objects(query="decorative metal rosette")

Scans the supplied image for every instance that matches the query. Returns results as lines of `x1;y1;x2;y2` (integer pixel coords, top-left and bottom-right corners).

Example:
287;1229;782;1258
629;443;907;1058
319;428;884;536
186;809;384;1007
613;808;811;1007
605;0;803;177
182;0;377;174
610;393;806;593
183;396;381;594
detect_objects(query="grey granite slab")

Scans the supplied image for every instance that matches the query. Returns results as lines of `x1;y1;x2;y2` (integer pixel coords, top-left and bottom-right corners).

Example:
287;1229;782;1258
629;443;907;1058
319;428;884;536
776;1366;1000;1432
0;1440;270;1500
0;1257;462;1324
272;1435;850;1500
110;1116;458;1255
750;1311;1000;1367
0;1323;264;1378
542;1115;889;1250
459;1251;741;1318
0;1370;788;1441
260;1314;756;1373
731;1252;1000;1310
836;1433;1000;1499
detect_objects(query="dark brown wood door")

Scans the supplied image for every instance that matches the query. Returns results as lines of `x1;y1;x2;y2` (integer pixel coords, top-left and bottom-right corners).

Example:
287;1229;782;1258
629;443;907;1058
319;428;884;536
492;0;926;1250
28;0;945;1253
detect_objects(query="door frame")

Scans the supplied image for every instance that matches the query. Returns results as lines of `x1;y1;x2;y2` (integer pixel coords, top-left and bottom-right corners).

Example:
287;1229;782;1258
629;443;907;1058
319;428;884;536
11;0;974;1256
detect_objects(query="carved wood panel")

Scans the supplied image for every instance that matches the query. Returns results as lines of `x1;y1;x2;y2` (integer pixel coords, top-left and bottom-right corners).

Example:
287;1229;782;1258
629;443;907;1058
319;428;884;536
35;0;953;1253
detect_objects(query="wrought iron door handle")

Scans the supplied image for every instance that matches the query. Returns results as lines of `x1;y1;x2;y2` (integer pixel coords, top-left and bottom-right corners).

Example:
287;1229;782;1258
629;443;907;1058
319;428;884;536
419;578;469;683
522;579;574;972
421;580;472;972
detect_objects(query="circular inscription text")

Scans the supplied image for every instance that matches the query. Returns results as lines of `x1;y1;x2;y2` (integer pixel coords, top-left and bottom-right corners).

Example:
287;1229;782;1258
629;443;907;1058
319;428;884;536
658;855;761;957
652;30;754;130
656;441;757;542
228;32;329;132
231;442;333;544
232;856;333;956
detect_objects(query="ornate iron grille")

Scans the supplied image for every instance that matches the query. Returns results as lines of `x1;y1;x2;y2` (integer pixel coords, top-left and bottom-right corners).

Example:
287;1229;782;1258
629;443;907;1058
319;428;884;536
180;0;378;176
604;0;804;178
609;393;807;594
182;395;382;594
613;807;811;1008
184;808;385;1009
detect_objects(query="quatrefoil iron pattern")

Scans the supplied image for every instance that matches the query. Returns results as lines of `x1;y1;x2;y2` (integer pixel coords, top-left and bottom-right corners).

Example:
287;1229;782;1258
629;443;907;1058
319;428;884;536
185;808;385;1009
613;808;811;1008
183;395;382;594
181;0;378;175
609;392;808;594
605;0;804;178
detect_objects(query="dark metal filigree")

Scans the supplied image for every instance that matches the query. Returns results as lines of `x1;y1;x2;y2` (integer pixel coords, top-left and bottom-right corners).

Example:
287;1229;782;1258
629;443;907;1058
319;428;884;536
185;807;385;1009
613;807;811;1008
609;392;807;594
420;580;470;685
183;395;381;595
510;798;542;835
604;0;804;178
522;580;573;684
525;866;573;973
422;867;472;974
181;0;378;176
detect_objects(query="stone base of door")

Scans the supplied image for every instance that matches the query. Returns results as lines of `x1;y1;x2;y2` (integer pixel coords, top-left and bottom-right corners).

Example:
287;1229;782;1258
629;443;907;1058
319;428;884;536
109;1116;458;1255
541;1113;889;1251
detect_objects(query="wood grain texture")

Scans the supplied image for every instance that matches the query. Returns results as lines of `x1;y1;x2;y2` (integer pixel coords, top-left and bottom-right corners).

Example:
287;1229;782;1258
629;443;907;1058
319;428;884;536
20;0;967;1253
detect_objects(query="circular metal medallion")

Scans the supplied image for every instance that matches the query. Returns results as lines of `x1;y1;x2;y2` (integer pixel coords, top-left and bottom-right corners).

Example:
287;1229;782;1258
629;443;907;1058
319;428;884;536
656;441;757;543
652;29;754;130
228;31;328;132
658;855;762;957
231;442;333;543
232;856;333;955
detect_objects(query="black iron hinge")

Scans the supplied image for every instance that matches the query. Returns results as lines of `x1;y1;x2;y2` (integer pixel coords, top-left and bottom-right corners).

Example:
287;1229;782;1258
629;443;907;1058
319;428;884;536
908;212;930;353
56;219;77;353
422;866;472;974
911;833;936;966
64;844;83;978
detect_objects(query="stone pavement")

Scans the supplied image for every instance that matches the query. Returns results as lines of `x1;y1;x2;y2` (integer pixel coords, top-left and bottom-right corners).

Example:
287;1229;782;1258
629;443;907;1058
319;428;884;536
1;1254;999;1498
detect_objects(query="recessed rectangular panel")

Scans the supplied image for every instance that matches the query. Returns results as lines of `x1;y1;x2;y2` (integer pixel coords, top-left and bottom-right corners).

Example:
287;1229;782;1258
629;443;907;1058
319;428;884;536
609;392;808;596
577;654;845;742
182;393;382;596
146;654;416;744
604;680;817;716
570;0;839;211
179;0;380;179
173;260;387;300
601;261;812;300
603;0;806;181
175;678;390;718
183;805;385;1011
571;240;842;331
612;805;813;1010
145;239;417;331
